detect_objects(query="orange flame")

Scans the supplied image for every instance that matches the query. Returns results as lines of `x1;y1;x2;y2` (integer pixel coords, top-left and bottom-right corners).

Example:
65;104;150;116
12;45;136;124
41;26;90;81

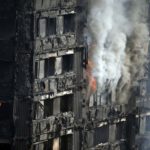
86;60;97;93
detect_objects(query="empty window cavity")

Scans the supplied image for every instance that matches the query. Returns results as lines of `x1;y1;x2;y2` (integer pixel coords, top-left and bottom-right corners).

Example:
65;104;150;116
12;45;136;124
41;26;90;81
62;54;74;72
47;18;56;35
60;95;73;113
44;99;53;117
63;14;75;33
44;58;55;77
61;135;72;150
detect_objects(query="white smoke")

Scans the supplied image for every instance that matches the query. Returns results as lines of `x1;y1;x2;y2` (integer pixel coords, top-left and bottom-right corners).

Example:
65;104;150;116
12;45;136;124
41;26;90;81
87;0;149;104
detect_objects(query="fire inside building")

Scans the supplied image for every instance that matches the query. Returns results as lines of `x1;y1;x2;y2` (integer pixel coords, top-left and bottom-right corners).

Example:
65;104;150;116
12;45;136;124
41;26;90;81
0;0;150;150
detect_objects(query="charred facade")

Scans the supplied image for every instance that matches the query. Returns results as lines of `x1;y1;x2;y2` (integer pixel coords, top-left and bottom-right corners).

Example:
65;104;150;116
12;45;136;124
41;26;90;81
0;0;15;148
13;0;86;150
0;0;150;150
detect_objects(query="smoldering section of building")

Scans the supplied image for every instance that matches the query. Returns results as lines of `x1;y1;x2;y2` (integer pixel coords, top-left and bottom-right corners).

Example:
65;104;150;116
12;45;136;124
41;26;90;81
0;0;150;150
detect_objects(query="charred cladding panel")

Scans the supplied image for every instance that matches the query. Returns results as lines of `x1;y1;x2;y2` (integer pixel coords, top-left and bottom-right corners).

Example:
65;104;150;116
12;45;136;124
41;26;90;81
0;1;15;101
13;0;34;149
0;0;15;144
0;0;16;39
0;62;13;100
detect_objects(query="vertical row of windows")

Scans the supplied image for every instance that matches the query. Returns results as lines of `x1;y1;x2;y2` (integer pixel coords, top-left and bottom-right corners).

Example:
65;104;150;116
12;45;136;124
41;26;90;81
37;14;75;37
35;54;74;79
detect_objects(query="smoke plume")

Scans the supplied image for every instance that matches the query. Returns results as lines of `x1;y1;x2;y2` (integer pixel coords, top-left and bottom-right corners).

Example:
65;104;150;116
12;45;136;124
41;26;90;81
87;0;149;104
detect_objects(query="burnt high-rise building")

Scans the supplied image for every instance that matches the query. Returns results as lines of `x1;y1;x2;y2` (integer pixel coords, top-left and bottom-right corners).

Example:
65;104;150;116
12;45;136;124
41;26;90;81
0;0;150;150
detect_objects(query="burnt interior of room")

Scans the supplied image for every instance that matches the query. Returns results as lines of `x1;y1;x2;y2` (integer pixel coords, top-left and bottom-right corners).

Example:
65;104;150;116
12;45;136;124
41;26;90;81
60;95;73;113
44;95;73;117
47;18;56;35
44;99;53;117
44;58;55;77
61;135;72;150
35;55;74;79
62;54;74;72
63;14;75;33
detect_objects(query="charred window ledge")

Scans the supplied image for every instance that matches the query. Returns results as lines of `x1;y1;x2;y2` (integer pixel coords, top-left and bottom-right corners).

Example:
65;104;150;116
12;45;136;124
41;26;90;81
35;34;77;53
34;73;76;95
85;104;127;122
33;112;74;138
93;141;127;150
35;49;74;60
34;0;77;11
34;90;73;102
36;33;76;41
